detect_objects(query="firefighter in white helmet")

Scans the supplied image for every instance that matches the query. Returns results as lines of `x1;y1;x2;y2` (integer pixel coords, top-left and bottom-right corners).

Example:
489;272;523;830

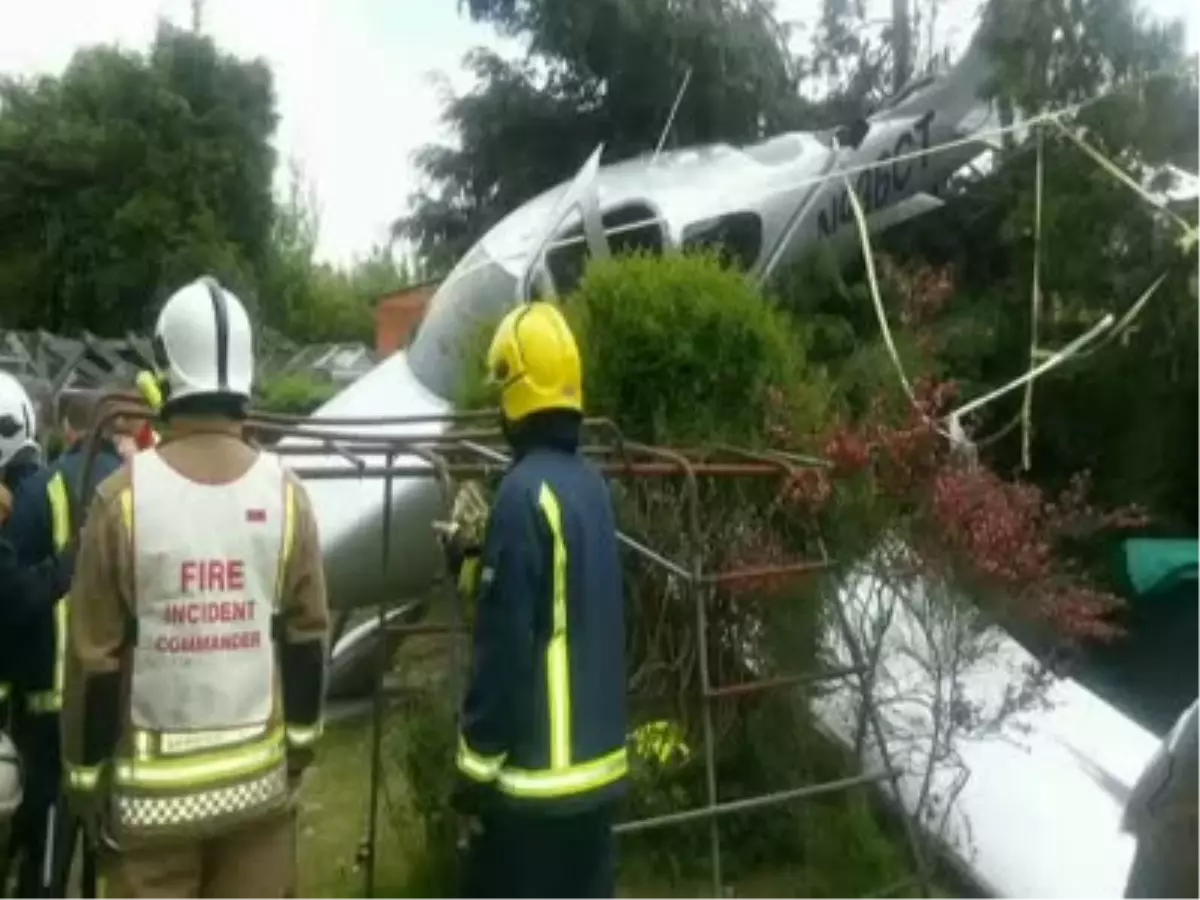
61;277;330;898
0;371;42;733
0;372;49;893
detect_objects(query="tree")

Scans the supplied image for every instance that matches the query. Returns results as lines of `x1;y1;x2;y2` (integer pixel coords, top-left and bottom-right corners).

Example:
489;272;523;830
397;0;808;270
260;162;420;344
0;23;277;333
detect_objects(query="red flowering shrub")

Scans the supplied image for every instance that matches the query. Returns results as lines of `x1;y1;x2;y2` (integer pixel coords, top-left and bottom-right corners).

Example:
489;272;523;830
767;259;1144;647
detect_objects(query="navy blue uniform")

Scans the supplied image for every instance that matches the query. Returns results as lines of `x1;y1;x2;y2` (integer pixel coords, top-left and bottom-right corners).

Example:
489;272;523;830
3;438;122;898
0;447;49;895
0;449;48;722
454;415;627;898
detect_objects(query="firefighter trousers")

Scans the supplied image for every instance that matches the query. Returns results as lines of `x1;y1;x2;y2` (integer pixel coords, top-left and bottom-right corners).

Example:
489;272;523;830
97;809;298;899
462;803;616;898
5;711;67;899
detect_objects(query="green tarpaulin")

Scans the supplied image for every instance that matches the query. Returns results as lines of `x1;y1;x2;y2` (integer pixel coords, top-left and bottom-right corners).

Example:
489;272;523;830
1123;538;1199;600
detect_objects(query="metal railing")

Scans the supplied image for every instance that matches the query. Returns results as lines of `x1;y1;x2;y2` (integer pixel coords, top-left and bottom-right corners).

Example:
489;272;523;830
77;398;927;898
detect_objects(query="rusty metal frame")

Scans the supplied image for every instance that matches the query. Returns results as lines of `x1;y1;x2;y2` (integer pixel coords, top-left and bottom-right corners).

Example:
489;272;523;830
73;397;927;898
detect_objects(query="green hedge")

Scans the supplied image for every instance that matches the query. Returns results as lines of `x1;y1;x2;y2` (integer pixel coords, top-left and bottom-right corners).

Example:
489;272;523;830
255;373;338;416
459;251;832;445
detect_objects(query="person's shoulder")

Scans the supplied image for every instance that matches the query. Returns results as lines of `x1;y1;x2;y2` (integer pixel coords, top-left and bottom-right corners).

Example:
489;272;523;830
277;459;321;528
493;463;546;523
12;463;51;497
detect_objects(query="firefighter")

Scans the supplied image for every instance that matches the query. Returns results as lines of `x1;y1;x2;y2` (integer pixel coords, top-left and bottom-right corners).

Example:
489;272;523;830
0;371;52;894
442;301;628;899
61;276;330;899
2;390;131;897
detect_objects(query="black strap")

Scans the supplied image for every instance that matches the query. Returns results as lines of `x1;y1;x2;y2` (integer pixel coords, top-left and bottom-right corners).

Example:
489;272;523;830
199;277;230;391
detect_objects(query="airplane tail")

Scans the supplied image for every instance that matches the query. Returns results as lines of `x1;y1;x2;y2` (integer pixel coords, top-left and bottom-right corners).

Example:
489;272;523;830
883;28;997;136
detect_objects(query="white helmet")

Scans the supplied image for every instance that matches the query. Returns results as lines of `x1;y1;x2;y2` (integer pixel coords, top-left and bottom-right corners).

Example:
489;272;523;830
153;277;254;404
0;371;37;469
0;730;22;821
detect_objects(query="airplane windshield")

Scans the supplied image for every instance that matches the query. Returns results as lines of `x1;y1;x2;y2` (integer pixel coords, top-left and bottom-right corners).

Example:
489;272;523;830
545;202;664;295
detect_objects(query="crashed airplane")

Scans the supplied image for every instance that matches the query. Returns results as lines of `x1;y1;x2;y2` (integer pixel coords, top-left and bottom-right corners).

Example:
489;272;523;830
292;28;999;619
287;30;1189;899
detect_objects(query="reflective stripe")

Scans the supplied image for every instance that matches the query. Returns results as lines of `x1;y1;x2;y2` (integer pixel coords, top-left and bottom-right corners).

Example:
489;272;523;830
47;471;70;554
458;556;481;599
159;725;267;757
116;727;286;789
536;484;572;770
277;481;296;599
455;734;506;783
285;722;322;749
119;488;133;533
67;764;100;792
38;474;71;715
496;747;628;799
114;765;287;830
26;688;60;714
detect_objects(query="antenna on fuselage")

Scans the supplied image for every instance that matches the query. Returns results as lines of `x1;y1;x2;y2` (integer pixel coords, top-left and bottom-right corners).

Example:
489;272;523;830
651;66;693;165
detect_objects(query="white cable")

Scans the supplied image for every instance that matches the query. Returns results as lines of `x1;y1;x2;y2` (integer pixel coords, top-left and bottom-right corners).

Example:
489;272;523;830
950;314;1115;421
839;117;1118;444
1019;125;1045;471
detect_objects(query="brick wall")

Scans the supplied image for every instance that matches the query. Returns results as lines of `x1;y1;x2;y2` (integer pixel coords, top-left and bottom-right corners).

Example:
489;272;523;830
373;281;439;357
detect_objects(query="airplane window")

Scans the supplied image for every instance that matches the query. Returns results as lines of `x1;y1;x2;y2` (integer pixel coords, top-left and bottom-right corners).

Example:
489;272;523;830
545;202;664;295
680;211;763;272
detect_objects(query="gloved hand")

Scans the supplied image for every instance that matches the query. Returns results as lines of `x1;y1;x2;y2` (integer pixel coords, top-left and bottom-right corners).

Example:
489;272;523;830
432;481;489;577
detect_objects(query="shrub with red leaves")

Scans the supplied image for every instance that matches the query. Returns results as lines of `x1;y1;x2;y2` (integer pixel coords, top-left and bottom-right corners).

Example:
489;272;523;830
767;261;1145;647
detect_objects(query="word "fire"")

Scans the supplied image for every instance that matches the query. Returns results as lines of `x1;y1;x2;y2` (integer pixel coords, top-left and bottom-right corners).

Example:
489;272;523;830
180;559;246;593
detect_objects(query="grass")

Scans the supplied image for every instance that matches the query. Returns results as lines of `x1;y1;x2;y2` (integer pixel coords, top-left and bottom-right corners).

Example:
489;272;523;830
297;715;418;898
299;710;934;898
299;628;938;898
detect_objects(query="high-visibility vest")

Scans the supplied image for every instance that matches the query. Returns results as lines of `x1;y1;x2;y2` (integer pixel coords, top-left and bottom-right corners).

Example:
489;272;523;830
22;471;73;715
70;450;299;841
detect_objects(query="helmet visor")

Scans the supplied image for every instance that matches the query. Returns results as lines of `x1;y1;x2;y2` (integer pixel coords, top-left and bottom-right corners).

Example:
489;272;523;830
0;414;23;439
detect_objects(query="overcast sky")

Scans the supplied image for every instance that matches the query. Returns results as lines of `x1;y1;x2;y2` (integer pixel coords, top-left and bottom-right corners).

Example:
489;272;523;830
2;0;1196;266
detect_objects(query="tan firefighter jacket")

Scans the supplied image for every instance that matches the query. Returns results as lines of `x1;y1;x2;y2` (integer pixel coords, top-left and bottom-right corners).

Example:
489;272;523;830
61;422;329;845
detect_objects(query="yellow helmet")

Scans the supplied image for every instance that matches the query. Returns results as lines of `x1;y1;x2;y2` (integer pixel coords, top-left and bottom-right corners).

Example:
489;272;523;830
486;302;583;422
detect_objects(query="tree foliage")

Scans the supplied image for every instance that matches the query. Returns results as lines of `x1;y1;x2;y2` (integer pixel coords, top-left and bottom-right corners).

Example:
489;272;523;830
398;0;812;269
0;24;409;346
260;163;418;344
0;24;276;332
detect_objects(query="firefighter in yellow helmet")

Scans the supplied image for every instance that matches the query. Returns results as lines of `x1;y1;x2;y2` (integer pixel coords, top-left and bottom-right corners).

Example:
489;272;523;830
440;301;628;898
60;277;330;898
